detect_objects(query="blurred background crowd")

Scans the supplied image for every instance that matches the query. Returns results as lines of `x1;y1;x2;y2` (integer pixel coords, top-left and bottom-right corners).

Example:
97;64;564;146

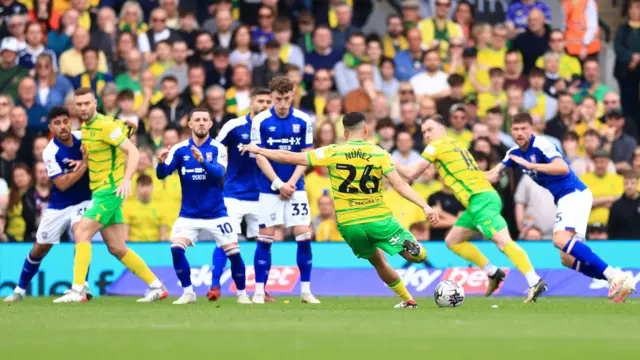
1;0;639;243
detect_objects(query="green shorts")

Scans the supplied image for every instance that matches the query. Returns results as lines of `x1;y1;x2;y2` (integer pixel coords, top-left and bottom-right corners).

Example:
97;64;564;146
337;217;416;259
455;191;508;239
83;189;124;227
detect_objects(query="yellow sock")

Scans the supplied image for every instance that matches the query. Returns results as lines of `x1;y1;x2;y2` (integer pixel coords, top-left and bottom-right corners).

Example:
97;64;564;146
503;241;535;275
73;243;92;287
389;279;413;301
449;242;490;268
121;249;157;285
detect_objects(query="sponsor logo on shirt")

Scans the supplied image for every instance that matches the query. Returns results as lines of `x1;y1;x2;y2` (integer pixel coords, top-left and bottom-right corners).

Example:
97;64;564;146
109;128;123;141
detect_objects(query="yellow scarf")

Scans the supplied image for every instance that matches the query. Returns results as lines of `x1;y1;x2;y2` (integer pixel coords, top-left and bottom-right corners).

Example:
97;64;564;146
383;34;408;58
279;43;291;64
80;72;105;100
329;0;353;28
78;11;91;30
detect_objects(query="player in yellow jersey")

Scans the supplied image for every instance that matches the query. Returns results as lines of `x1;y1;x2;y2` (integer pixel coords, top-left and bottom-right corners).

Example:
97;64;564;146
242;112;439;308
54;88;168;303
395;115;547;303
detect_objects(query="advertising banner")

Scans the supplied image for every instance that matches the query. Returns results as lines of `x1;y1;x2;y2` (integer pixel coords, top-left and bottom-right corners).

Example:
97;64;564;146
108;266;640;298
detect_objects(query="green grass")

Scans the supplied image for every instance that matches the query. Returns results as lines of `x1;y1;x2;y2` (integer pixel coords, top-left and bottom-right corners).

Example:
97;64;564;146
2;297;640;360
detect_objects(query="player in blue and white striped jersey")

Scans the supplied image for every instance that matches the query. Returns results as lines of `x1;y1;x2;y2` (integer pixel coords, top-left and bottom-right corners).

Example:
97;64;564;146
156;107;250;305
250;76;319;304
486;113;635;303
3;107;92;303
207;88;276;302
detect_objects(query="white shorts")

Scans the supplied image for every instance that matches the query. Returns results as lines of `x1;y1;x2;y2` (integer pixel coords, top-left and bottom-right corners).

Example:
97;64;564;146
36;200;91;244
259;191;311;228
554;189;593;238
224;197;260;238
170;216;238;246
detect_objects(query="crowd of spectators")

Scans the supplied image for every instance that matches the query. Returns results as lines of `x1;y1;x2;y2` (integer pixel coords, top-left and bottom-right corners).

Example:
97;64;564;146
1;0;640;243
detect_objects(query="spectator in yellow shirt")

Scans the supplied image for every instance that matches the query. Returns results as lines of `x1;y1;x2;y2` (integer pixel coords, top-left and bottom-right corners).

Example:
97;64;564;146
573;96;608;156
477;67;507;119
59;27;109;77
123;174;168;242
417;0;462;59
535;29;582;81
313;195;343;242
446;104;473;148
147;40;174;79
579;149;624;226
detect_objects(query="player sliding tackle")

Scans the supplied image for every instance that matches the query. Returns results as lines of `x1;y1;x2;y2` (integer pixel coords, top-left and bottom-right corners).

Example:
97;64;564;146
395;115;547;303
485;113;635;302
242;112;439;308
157;108;250;305
4;107;92;303
55;88;167;303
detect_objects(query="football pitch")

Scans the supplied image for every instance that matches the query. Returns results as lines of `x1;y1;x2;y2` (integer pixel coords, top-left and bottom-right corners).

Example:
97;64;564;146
2;297;639;359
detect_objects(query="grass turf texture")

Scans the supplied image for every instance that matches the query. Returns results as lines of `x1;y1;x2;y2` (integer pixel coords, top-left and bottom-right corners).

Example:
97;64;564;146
2;296;639;360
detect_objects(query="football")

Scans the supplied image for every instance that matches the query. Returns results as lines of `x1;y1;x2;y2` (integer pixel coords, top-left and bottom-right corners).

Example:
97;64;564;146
433;280;465;307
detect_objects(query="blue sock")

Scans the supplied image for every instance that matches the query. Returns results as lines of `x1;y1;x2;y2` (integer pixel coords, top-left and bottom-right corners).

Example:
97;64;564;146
18;253;42;290
226;249;246;291
572;260;607;280
296;240;312;282
254;240;272;284
211;246;227;288
171;246;192;288
563;240;608;279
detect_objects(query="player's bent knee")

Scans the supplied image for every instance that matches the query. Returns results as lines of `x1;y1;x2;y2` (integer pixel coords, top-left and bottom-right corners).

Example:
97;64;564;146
552;231;574;249
560;252;575;268
31;243;53;258
106;242;128;258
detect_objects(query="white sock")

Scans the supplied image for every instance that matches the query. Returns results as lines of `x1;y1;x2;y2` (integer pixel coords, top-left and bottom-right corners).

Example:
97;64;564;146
184;285;194;294
150;279;162;288
14;286;25;296
300;281;311;294
237;289;246;296
483;263;498;276
524;271;541;287
255;282;265;294
603;266;618;280
71;284;84;292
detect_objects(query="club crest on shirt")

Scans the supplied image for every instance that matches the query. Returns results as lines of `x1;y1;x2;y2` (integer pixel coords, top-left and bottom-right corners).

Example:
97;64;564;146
292;124;300;133
530;155;537;163
206;152;213;162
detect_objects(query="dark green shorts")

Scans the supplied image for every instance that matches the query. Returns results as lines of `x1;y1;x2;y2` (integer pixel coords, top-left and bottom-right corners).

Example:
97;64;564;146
337;216;416;259
454;191;508;239
83;189;124;227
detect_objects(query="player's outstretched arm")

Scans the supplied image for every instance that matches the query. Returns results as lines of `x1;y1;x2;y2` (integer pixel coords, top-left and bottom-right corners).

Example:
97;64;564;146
386;169;439;225
394;158;430;181
116;139;140;198
509;156;569;175
242;143;309;166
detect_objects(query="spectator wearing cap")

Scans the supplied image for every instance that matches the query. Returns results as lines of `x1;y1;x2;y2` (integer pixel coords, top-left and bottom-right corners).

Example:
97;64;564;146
603;109;638;173
580;149;624;226
58;27;108;77
159;40;189;92
503;49;528;92
252;39;285;89
344;63;383;114
383;14;408;59
304;26;342;84
273;17;305;74
16;78;48;135
18;21;58;71
399;0;421;29
0;37;29;100
225;65;251;116
535;29;582;82
523;67;557;122
561;0;599;60
608;172;640;239
251;5;275;48
573;58;611;107
545;91;577;141
334;33;382;96
505;0;551;36
138;8;181;64
394;27;425;82
514;173;556;239
417;0;461;60
330;2;360;55
410;49;449;99
477;68;506;119
212;9;235;50
600;91;638;139
511;9;550;75
396;102;423;151
71;48;114;107
615;0;640;119
300;69;333;119
447;104;472;148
